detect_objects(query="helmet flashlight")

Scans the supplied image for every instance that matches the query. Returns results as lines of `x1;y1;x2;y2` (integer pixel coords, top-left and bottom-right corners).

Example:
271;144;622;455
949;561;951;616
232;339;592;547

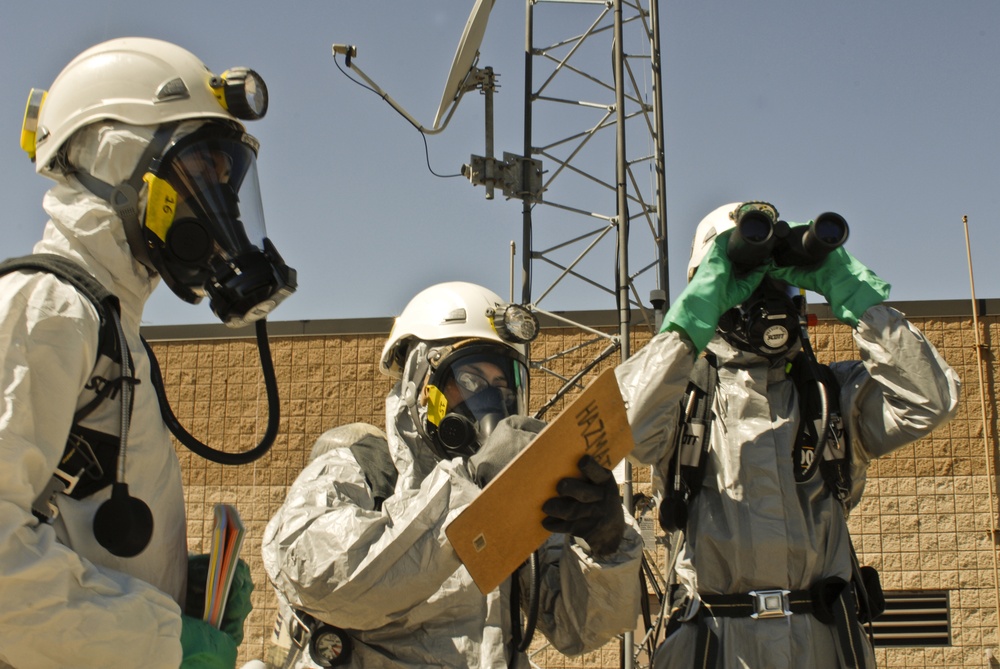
491;304;539;344
211;68;268;120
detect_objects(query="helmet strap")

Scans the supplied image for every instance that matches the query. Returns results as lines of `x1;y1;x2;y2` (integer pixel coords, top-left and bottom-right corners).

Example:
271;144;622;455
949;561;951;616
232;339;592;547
64;123;179;271
399;342;438;450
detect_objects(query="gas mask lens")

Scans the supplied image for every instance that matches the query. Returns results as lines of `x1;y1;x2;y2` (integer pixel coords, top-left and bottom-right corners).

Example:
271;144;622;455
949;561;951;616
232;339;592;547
452;361;518;417
142;123;296;326
425;344;528;458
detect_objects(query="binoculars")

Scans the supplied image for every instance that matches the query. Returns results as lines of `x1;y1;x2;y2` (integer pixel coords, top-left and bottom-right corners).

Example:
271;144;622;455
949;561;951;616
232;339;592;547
727;209;849;272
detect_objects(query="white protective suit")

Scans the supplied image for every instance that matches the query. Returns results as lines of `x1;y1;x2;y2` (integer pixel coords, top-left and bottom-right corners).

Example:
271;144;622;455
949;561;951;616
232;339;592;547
0;125;188;668
616;304;960;669
262;354;645;668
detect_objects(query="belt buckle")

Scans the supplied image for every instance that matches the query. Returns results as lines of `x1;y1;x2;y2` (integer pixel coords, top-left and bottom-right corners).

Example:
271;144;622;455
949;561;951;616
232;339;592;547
748;589;791;619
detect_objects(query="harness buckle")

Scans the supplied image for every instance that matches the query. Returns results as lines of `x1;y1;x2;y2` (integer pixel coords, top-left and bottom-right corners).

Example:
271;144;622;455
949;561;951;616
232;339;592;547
748;589;792;619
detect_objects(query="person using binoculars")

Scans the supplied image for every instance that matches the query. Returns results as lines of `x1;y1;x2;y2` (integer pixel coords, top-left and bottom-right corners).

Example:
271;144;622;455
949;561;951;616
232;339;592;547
616;201;960;669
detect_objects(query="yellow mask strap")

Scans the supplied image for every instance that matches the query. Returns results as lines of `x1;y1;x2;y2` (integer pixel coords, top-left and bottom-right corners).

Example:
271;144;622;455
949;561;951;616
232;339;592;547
426;385;449;427
141;173;179;242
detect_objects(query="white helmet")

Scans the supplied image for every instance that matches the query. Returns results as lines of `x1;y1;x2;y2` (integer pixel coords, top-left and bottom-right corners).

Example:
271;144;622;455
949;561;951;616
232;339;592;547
381;281;539;459
379;281;537;378
23;37;267;176
686;202;741;282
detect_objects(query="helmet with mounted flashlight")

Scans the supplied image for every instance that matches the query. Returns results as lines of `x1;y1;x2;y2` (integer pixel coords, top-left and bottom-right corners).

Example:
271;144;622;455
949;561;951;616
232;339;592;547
20;37;294;327
20;37;295;475
380;282;538;459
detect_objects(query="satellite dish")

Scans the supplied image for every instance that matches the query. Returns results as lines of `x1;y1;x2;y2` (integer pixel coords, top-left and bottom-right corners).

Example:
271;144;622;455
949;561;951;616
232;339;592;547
433;0;496;129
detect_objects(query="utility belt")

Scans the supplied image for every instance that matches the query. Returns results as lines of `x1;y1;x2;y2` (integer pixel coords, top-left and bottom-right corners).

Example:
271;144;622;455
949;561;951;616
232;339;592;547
672;577;871;669
700;587;822;619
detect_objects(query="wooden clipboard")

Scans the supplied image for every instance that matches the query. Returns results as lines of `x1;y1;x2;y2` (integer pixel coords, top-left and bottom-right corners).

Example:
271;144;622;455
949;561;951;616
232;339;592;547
445;367;634;594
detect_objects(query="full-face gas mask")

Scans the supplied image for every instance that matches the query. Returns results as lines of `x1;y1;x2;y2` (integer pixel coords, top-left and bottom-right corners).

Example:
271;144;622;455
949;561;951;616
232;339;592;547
422;340;530;459
717;277;802;359
690;201;850;360
131;121;296;326
22;37;296;328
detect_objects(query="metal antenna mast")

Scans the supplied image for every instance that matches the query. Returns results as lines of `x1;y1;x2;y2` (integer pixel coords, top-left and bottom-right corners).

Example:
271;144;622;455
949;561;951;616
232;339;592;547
505;0;668;388
467;0;669;665
524;2;668;663
526;2;669;664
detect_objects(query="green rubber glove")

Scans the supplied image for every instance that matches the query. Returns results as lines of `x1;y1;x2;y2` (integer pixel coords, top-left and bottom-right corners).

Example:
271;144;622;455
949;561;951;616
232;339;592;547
186;555;254;645
180;614;238;669
661;229;768;352
770;234;890;327
219;558;253;644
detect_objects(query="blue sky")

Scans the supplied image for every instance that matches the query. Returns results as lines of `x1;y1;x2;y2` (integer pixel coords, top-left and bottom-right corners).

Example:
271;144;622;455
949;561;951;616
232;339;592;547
1;1;997;326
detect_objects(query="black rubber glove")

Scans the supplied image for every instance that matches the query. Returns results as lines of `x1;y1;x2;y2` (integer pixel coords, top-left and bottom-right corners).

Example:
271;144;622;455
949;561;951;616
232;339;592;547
541;454;625;556
467;415;546;487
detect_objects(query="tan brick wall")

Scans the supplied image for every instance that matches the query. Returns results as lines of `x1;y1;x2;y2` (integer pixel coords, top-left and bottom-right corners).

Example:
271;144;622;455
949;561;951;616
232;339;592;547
154;311;1000;668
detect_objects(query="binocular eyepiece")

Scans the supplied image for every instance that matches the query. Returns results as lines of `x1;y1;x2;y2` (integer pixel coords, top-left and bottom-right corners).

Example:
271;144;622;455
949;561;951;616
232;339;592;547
727;210;849;272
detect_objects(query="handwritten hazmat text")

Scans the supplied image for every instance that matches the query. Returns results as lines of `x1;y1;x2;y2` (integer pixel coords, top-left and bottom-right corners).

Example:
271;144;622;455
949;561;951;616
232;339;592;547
575;400;611;467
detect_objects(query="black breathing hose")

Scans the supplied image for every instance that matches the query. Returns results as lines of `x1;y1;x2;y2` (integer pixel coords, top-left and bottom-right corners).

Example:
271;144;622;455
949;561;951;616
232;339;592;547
143;319;280;465
519;552;540;651
508;551;541;668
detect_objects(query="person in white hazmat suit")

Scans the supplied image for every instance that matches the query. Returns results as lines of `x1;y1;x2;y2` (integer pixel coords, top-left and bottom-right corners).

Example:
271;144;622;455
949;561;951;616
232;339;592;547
262;281;644;668
616;202;960;669
0;38;296;668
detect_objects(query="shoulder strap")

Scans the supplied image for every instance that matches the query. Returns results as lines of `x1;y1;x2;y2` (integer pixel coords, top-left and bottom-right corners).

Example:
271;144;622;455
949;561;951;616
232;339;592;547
348;434;398;511
788;352;851;505
0;254;121;364
815;362;851;508
787;351;827;483
658;353;717;533
0;254;136;520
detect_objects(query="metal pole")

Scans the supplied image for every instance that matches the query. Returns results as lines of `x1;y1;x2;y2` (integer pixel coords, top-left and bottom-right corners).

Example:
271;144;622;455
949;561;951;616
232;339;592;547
613;9;629;353
522;0;535;307
962;214;1000;652
613;2;635;667
510;241;516;303
649;0;668;303
485;68;495;201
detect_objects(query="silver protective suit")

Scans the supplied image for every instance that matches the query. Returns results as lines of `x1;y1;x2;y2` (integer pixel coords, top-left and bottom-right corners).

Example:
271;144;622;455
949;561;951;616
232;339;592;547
616;305;960;669
262;346;644;668
0;124;188;668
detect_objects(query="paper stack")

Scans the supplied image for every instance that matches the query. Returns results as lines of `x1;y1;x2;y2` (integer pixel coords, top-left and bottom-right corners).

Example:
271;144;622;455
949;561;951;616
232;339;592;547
203;503;246;628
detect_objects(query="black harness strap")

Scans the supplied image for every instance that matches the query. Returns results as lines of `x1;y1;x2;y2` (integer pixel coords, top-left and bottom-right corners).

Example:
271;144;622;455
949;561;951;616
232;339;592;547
0;254;120;363
659;353;717;533
788;352;852;505
693;578;868;669
0;254;133;520
788;351;828;484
